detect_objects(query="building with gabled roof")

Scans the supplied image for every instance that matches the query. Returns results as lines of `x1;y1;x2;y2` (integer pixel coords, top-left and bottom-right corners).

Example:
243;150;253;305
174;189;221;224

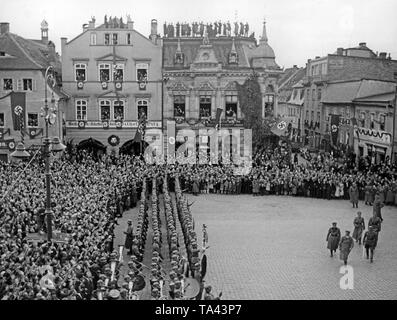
0;21;67;162
301;42;397;151
61;16;163;157
321;78;396;162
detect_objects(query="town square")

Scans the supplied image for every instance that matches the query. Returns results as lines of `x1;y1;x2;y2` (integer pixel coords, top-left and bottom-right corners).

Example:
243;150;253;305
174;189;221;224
0;0;397;301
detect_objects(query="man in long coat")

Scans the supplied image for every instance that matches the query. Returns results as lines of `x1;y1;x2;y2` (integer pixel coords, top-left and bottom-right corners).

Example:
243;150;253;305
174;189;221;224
368;210;382;236
124;220;134;255
352;211;365;245
363;226;378;263
372;193;384;222
326;222;341;257
349;183;359;208
339;230;354;265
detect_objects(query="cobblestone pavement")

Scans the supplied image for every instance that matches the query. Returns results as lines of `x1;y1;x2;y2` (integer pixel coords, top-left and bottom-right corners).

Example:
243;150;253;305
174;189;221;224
188;194;397;300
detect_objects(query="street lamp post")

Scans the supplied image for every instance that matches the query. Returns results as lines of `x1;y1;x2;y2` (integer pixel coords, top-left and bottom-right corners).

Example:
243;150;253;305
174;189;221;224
11;66;65;243
44;66;54;241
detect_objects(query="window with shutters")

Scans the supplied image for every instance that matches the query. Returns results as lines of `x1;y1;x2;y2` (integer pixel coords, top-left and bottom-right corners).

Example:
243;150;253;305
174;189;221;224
0;113;4;127
379;114;386;131
199;96;211;119
113;64;124;81
113;100;124;120
136;63;148;82
225;95;238;120
370;113;375;129
100;100;111;121
99;64;111;82
173;96;185;119
28;113;39;127
112;33;118;45
75;64;87;82
359;111;366;127
23;78;33;91
264;94;274;118
76;100;87;120
104;33;110;45
3;78;13;91
137;100;148;119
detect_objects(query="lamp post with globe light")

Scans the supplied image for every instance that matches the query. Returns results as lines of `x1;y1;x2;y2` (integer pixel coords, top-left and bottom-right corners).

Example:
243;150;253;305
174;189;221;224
11;65;66;241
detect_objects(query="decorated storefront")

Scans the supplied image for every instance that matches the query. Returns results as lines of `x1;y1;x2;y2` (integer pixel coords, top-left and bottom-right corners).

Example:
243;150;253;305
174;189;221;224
354;127;392;163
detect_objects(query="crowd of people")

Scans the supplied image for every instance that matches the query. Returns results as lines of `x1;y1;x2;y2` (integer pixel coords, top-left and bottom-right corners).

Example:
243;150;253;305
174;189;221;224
163;21;253;38
0;141;396;299
0;151;143;300
177;147;397;207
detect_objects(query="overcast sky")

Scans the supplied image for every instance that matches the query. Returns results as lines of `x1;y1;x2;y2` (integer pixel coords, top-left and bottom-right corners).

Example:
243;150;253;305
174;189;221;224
1;0;397;68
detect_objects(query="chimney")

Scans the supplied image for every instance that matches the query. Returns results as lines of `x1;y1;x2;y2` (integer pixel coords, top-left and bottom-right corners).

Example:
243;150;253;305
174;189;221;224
127;15;134;30
150;19;158;44
379;52;387;59
0;22;10;35
336;47;344;55
293;65;297;68
88;17;96;30
359;42;366;47
61;37;67;56
315;56;320;59
82;24;88;32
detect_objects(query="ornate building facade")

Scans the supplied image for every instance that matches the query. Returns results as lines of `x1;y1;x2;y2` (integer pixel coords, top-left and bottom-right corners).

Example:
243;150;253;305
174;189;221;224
162;19;283;157
61;16;162;156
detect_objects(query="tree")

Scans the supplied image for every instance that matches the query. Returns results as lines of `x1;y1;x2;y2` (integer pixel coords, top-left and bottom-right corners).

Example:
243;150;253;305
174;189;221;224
236;72;277;150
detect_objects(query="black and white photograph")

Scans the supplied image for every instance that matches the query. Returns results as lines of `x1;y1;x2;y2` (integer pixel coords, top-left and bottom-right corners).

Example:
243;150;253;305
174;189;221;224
0;0;397;307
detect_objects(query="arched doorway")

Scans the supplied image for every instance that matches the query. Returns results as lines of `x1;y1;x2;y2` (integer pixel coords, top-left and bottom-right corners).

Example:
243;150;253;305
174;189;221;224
77;138;106;159
119;140;149;156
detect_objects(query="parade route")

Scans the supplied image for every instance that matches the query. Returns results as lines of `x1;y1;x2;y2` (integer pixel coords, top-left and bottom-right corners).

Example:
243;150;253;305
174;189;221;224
188;195;397;300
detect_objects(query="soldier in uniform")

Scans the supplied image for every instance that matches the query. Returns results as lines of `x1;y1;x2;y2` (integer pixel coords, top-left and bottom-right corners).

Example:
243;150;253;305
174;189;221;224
339;230;354;266
368;211;382;234
124;220;134;255
349;183;359;208
372;193;384;222
352;211;365;245
363;226;378;263
326;222;341;257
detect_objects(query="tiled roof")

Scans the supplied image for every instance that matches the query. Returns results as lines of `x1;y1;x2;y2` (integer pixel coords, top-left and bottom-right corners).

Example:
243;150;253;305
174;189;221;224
163;38;249;69
322;79;396;104
279;67;306;90
163;37;279;69
321;81;361;103
355;79;396;99
0;32;60;71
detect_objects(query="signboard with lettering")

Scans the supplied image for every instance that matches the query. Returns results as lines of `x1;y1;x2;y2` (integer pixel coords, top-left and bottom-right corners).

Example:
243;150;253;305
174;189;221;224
66;120;162;129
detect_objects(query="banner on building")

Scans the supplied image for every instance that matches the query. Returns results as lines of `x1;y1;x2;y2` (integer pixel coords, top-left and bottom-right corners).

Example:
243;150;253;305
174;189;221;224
167;120;176;164
0;138;16;151
271;118;289;137
133;114;147;143
350;117;360;143
215;108;223;130
330;114;340;146
27;128;43;139
10;92;26;131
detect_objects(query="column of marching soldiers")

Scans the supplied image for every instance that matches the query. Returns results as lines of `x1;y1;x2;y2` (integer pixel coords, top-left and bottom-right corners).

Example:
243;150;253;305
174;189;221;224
120;176;218;300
